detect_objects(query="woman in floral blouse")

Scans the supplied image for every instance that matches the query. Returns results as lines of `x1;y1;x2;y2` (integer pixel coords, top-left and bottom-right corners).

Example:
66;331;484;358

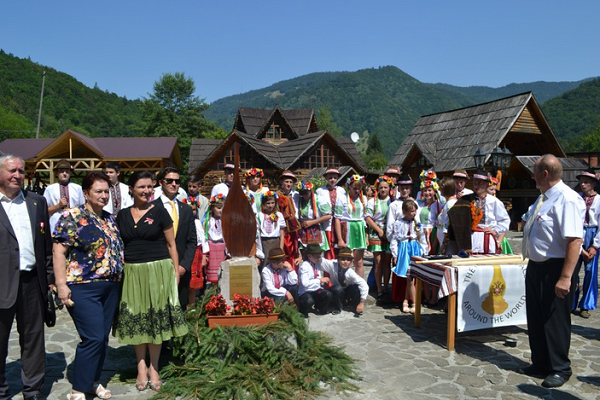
53;171;124;400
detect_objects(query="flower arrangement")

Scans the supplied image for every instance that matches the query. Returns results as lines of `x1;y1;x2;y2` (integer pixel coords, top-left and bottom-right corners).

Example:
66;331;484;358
210;193;226;205
204;293;276;316
244;168;264;178
182;196;199;207
347;174;365;186
296;181;314;192
269;213;279;222
375;175;392;188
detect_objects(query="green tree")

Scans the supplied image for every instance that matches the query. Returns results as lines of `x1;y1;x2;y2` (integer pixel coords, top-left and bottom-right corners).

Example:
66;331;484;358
366;133;383;154
141;72;227;174
316;106;342;137
580;123;600;152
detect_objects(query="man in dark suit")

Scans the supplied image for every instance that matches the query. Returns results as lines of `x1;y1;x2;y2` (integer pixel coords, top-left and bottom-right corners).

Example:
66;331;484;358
153;167;197;310
0;155;53;400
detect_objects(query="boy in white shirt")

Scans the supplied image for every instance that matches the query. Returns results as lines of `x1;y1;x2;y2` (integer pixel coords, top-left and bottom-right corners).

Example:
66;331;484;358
319;247;368;315
261;248;298;305
298;243;333;317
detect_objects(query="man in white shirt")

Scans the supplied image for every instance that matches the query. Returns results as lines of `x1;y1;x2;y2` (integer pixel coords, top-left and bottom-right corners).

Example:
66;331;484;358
386;174;416;239
210;164;235;198
316;167;346;260
453;169;473;198
0;155;53;400
260;248;298;304
43;159;85;234
520;154;585;388
103;161;133;214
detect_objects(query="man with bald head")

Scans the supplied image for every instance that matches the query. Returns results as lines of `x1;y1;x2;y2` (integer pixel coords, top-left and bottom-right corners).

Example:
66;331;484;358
520;154;585;388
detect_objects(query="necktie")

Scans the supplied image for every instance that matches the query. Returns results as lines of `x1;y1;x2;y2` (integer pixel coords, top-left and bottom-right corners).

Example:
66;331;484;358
169;200;179;237
522;194;546;259
59;184;70;208
274;269;281;289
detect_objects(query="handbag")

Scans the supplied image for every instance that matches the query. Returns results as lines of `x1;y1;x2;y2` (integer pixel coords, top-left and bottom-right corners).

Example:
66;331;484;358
45;288;57;328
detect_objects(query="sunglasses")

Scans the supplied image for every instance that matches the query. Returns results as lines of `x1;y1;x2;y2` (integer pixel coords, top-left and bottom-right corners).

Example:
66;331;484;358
163;178;181;185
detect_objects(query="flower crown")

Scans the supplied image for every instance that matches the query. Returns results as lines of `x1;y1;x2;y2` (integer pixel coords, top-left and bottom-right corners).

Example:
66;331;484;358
296;181;314;192
245;192;255;204
419;170;438;182
490;177;499;185
261;190;278;201
375;175;393;189
210;193;226;205
244;168;264;178
182;196;199;206
347;174;365;186
420;180;439;191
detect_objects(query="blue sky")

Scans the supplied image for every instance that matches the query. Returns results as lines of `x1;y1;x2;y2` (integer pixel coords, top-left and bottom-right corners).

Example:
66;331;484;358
1;1;599;103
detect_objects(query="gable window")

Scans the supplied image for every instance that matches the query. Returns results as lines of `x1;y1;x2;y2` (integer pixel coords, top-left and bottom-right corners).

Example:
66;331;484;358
266;123;283;140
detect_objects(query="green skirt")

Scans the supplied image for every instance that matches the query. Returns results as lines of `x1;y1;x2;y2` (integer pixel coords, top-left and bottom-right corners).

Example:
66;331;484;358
344;220;368;250
115;259;188;345
501;237;513;254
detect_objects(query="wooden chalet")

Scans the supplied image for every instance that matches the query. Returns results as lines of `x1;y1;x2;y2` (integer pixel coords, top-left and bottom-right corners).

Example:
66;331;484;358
0;129;182;185
389;92;589;224
189;106;366;189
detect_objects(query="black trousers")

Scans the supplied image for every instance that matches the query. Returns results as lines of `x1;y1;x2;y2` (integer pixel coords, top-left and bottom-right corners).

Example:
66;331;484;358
299;289;332;315
525;258;575;377
330;284;361;311
0;269;46;399
262;284;299;305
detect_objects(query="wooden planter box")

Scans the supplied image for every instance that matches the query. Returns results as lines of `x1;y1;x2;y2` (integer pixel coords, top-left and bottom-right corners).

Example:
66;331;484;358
207;313;279;328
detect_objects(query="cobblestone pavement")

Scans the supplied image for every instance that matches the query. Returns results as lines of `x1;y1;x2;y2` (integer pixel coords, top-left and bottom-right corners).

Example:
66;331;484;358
5;232;600;399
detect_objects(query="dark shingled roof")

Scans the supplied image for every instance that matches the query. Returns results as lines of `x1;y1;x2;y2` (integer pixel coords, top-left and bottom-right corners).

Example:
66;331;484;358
280;109;315;137
304;166;357;182
278;131;327;167
235;108;273;136
234;106;316;138
336;137;367;171
390;92;556;172
188;139;224;174
517;155;589;189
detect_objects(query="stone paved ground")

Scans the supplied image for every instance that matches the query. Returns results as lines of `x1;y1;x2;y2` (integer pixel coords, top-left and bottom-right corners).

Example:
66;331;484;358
5;232;600;399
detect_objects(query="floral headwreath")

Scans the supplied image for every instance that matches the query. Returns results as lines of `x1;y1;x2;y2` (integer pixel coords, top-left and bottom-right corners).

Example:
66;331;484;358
420;179;439;191
419;170;438;182
244;168;264;179
347;174;365;186
490;177;499;186
375;175;393;189
210;193;226;205
245;191;255;204
261;190;278;201
296;181;314;192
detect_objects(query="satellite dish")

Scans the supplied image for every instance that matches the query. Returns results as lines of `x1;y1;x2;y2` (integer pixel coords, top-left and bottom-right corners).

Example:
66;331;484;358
350;132;360;143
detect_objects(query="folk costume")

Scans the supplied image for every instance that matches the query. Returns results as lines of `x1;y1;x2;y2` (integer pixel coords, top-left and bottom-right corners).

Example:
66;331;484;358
244;168;270;214
190;219;210;290
44;159;85;233
295;181;331;251
277;171;301;266
257;191;286;268
260;248;299;304
366;175;392;253
416;171;443;254
316;167;347;259
334;175;368;250
203;194;227;283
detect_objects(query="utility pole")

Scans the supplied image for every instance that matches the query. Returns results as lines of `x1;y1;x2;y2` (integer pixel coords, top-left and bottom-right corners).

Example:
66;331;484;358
36;71;46;139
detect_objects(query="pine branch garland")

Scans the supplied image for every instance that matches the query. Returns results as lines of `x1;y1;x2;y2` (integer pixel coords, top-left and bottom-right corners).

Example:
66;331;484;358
153;287;360;399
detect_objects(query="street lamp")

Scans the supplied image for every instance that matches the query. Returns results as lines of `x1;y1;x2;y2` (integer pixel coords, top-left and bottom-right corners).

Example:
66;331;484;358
473;148;486;169
473;146;513;173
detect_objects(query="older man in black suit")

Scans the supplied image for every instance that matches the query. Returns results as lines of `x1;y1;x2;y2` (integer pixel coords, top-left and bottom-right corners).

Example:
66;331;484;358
0;155;53;400
153;167;197;310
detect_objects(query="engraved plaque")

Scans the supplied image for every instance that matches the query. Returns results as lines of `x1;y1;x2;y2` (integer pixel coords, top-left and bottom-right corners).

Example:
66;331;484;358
229;264;253;296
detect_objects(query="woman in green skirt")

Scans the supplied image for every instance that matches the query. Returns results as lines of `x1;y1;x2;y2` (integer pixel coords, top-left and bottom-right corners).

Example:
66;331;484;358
116;171;188;392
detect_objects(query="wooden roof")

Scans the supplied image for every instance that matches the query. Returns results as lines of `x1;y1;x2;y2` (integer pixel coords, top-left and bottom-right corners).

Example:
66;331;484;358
0;129;182;167
389;92;565;172
233;106;317;138
188;139;223;174
516;156;589;189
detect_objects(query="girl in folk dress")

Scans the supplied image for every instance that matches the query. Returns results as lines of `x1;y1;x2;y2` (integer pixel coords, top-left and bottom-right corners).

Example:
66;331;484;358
486;177;513;254
188;214;209;307
256;191;286;268
437;177;458;255
203;194;227;284
365;175;393;301
244;168;269;213
295;181;331;254
389;200;429;313
334;174;368;278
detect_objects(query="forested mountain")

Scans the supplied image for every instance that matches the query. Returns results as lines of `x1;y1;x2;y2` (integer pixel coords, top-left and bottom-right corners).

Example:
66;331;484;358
205;66;592;157
541;77;600;152
1;50;598;159
0;50;143;141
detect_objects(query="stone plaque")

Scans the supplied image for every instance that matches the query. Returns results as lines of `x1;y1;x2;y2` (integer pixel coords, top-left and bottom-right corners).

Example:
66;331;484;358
219;256;261;304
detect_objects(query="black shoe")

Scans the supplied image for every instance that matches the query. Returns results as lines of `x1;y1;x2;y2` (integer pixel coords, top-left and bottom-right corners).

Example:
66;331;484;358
518;365;548;379
24;394;45;400
541;373;569;388
331;309;341;315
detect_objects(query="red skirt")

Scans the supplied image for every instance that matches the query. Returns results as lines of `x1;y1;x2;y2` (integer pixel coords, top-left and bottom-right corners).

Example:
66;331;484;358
207;242;227;283
190;246;205;290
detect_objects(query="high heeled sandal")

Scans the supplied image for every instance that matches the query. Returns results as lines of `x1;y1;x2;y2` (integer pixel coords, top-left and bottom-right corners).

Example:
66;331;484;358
135;381;149;391
149;380;164;391
88;383;112;399
66;393;86;400
402;300;410;313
